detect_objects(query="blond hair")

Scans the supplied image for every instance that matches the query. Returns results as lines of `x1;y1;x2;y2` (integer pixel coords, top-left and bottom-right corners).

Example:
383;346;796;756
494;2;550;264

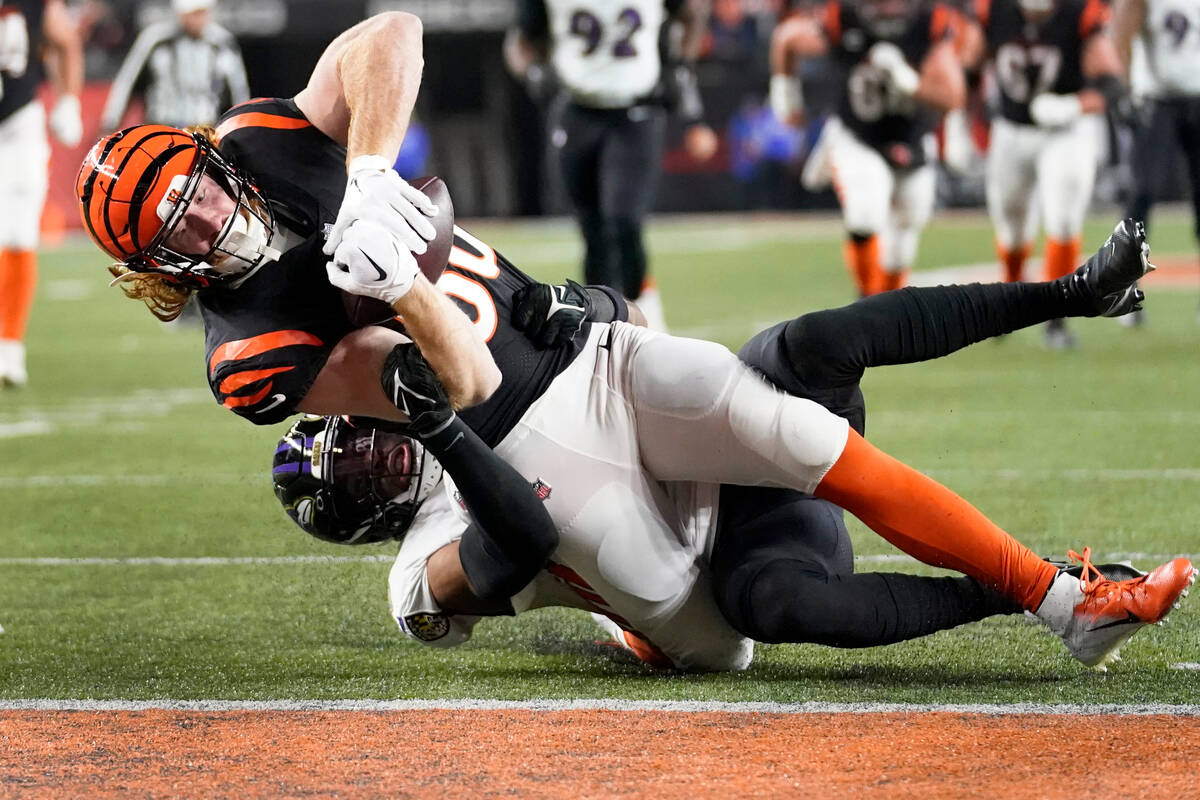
110;124;221;322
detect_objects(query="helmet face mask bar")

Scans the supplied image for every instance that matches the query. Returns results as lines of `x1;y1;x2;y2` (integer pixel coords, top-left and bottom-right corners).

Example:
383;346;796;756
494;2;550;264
77;125;280;291
272;416;445;546
144;141;281;287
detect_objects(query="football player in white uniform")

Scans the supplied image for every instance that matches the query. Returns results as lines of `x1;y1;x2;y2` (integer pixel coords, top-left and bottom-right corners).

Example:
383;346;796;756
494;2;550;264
769;0;967;296
1113;0;1200;323
504;0;717;331
272;220;1195;673
966;0;1126;348
0;0;83;387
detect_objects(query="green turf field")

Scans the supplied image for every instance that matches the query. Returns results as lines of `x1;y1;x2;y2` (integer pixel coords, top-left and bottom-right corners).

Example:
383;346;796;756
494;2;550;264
2;208;1198;704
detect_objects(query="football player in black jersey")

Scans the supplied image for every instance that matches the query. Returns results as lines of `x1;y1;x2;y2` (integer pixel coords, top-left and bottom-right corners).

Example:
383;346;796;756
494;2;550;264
75;12;501;428
964;0;1126;348
769;0;966;297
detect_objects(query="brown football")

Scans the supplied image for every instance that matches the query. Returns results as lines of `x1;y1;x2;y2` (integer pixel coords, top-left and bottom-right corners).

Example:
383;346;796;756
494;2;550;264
341;175;456;327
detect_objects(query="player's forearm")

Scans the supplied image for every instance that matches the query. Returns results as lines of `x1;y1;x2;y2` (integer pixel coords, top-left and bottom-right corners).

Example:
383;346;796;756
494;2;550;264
339;12;424;163
1111;0;1145;74
915;48;966;111
392;278;501;410
426;417;559;604
671;0;707;62
770;16;828;75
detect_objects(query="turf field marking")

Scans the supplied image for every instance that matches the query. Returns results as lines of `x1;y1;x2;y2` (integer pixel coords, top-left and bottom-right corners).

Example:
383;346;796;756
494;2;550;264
2;552;1193;567
6;466;1200;490
3;699;1198;714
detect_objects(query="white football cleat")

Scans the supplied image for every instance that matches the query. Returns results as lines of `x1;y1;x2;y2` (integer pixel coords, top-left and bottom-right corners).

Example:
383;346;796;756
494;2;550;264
1035;547;1196;670
0;339;26;388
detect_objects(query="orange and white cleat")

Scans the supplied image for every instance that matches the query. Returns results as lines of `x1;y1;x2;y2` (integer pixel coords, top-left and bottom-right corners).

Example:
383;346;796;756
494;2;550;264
1035;547;1196;670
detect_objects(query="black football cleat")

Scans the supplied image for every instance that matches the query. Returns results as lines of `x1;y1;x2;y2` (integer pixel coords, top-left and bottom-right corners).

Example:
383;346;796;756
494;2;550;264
1061;219;1155;318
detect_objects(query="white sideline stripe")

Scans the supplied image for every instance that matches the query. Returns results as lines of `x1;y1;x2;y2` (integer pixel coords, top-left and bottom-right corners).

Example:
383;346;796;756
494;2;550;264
8;467;1200;490
0;555;394;566
2;699;1198;715
3;553;1195;567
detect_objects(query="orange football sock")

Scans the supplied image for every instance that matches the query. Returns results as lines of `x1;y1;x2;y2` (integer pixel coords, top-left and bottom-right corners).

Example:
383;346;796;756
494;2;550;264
997;242;1031;283
879;268;908;292
843;236;884;297
1041;236;1080;282
814;429;1058;611
0;249;37;340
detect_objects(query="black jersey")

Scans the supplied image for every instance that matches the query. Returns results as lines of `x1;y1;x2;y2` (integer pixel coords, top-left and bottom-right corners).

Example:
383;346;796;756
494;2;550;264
822;0;956;168
0;0;45;124
200;98;355;425
441;227;588;447
199;97;586;437
979;0;1109;125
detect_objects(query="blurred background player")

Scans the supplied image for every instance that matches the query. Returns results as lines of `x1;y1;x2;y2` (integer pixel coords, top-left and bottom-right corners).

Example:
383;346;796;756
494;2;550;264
504;0;718;332
769;0;966;298
0;0;83;387
967;0;1125;348
1112;0;1200;325
99;0;248;132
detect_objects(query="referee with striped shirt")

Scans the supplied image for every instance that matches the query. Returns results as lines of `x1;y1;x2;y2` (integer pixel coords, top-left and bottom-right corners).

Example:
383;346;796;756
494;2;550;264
100;0;248;132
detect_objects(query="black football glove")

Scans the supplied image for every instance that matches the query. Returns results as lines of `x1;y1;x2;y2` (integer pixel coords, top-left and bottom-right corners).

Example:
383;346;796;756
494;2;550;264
380;342;455;439
512;279;593;348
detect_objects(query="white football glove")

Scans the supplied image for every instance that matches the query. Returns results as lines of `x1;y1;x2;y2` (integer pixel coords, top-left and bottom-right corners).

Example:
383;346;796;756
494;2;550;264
48;94;83;147
769;74;804;124
941;108;976;174
867;42;920;96
1029;93;1083;128
325;218;421;306
322;155;438;258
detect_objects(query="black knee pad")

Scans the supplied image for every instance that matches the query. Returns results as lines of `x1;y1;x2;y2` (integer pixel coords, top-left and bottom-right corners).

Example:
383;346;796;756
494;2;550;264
717;558;840;644
779;315;867;434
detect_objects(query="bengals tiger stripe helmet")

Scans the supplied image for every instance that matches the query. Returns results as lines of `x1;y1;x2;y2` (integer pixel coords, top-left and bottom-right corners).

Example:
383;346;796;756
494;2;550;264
75;124;277;289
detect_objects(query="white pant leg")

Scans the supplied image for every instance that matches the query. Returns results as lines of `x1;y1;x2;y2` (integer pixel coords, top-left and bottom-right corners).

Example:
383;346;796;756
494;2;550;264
831;123;895;236
986;118;1041;250
1036;115;1100;241
883;161;937;271
494;325;753;672
609;322;849;491
0;101;49;250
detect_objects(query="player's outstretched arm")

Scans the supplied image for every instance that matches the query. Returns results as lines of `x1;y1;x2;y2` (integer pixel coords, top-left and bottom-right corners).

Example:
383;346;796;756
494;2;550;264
1111;0;1146;75
385;345;558;612
913;40;967;111
294;12;423;162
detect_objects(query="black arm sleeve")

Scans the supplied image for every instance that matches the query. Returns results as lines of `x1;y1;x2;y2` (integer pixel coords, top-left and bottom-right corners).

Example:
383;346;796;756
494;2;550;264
584;285;629;323
421;415;558;603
